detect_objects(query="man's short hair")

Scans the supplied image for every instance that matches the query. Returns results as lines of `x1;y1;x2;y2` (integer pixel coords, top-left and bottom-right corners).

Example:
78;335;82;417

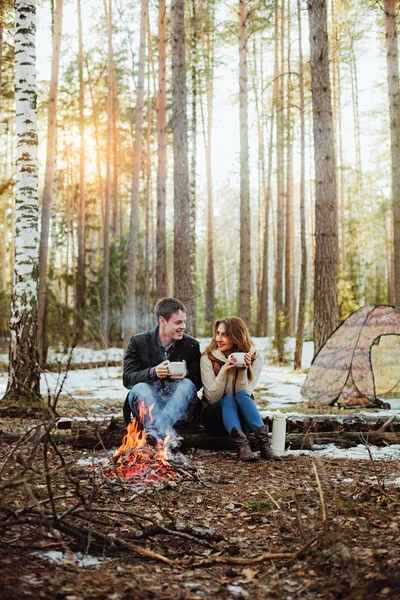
155;297;187;322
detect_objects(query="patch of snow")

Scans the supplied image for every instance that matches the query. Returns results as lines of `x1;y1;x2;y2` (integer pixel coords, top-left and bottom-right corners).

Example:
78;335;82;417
35;550;109;567
40;366;124;401
386;477;400;487
286;443;400;461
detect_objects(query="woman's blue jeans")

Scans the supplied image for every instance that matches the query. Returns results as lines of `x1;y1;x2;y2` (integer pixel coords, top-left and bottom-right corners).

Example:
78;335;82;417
201;391;264;436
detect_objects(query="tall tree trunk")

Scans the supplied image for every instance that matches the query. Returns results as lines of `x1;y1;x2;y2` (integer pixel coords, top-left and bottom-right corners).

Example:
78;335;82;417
294;0;307;370
284;0;295;337
331;0;345;272
258;113;274;336
101;0;113;344
384;0;400;304
203;3;215;334
144;52;152;327
4;0;41;406
189;0;197;336
238;0;251;326
75;0;85;338
156;0;168;300
307;0;338;355
123;0;147;349
170;0;195;332
86;57;104;227
112;54;119;241
275;1;285;360
37;0;63;364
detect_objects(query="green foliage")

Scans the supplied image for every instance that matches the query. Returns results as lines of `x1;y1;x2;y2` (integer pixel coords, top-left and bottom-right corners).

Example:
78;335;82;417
337;274;359;322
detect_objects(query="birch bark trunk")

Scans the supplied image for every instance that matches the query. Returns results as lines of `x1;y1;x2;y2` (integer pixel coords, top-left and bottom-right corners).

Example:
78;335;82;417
307;0;338;355
4;0;41;406
384;0;400;304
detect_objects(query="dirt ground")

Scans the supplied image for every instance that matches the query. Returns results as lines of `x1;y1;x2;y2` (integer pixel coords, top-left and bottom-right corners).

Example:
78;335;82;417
1;421;400;600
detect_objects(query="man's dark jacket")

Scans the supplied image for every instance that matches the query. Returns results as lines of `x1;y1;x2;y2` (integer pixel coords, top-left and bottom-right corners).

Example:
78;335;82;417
123;327;202;424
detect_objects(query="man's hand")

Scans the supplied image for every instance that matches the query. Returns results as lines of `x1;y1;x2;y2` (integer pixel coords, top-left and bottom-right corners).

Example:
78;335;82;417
170;359;187;380
155;360;169;379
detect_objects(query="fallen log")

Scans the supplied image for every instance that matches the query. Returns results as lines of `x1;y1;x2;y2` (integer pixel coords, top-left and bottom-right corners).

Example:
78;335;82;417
55;412;400;434
1;416;398;451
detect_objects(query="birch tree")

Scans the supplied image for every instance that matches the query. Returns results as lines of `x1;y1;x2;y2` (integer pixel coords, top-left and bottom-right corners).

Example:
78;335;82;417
3;0;40;407
307;0;338;354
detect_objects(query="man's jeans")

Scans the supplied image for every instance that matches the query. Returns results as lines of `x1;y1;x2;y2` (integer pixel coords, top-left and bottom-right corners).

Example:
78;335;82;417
128;378;198;439
201;391;264;436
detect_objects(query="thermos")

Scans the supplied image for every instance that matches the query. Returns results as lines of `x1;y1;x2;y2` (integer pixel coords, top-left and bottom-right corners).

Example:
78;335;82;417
271;411;287;455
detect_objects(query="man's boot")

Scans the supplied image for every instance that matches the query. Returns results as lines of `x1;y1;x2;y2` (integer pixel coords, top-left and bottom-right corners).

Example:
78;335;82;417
254;425;281;460
230;427;258;462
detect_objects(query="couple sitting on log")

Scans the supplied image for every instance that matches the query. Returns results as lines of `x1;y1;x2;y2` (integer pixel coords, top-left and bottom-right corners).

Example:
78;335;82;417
123;297;278;461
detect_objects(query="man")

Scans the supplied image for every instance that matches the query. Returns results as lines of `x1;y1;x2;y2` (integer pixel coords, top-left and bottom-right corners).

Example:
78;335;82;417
123;297;202;445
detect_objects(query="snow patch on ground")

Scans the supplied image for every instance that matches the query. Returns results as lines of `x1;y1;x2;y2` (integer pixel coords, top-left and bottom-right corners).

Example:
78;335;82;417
286;443;400;461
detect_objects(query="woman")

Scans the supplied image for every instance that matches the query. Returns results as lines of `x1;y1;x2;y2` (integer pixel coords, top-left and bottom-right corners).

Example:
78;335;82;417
201;316;277;461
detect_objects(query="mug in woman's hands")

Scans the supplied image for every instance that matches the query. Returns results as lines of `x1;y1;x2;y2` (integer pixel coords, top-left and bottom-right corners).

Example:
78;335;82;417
227;352;247;368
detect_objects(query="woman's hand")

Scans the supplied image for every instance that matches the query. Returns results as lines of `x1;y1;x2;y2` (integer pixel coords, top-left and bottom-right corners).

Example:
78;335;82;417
243;352;251;369
224;361;237;372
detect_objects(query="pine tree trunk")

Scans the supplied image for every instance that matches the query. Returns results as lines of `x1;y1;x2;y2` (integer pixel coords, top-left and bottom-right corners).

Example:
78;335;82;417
274;1;285;361
384;0;400;305
86;57;104;227
238;0;251;326
294;0;307;370
123;0;147;349
75;0;85;338
156;0;168;300
4;0;41;407
284;0;295;337
101;0;113;344
203;4;215;335
258;114;274;337
112;54;119;241
189;0;197;337
37;0;63;364
170;0;195;332
307;0;338;355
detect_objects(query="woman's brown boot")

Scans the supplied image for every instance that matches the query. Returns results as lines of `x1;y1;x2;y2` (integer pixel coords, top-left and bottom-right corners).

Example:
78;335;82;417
254;425;281;460
230;427;258;461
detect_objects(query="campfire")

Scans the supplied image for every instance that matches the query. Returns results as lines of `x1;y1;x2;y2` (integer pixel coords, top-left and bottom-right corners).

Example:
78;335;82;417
106;401;178;485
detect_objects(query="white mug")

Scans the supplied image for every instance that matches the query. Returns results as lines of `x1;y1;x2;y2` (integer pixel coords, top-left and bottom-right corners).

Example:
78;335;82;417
167;361;186;377
227;352;247;367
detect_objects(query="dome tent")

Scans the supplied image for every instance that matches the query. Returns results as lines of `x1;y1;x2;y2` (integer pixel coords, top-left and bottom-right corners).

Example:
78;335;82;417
301;305;400;408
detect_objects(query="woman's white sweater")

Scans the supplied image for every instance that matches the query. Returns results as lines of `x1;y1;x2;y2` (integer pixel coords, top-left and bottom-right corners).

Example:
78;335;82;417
200;348;263;405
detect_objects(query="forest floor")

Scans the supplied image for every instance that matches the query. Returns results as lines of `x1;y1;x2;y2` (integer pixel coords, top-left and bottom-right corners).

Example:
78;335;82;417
1;340;400;599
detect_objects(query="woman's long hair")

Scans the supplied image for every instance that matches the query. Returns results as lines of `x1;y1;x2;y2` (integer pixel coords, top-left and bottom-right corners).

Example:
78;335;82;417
203;316;256;381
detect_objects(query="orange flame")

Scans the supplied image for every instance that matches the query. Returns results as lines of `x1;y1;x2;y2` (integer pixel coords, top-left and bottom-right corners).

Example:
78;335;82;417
110;401;175;481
